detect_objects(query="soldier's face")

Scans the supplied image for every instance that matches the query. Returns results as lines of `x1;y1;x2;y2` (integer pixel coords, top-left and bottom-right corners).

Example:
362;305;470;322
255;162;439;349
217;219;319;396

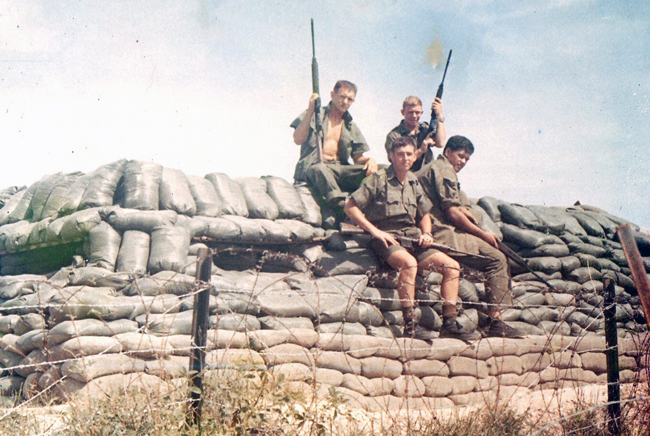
401;104;423;130
389;145;416;172
445;148;472;173
330;87;356;113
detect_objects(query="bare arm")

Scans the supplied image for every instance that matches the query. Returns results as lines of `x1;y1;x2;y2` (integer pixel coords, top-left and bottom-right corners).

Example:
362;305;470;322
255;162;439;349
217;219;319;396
432;97;446;148
446;205;499;248
352;153;378;176
344;198;397;248
417;213;434;248
292;94;319;145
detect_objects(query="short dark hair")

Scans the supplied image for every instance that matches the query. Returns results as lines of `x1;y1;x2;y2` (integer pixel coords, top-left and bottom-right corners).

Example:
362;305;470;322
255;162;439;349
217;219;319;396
444;135;474;155
390;136;416;153
333;80;357;94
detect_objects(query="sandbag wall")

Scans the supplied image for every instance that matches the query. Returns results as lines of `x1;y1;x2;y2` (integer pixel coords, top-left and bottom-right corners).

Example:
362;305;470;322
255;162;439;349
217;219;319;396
0;160;326;276
0;268;647;408
0;159;648;408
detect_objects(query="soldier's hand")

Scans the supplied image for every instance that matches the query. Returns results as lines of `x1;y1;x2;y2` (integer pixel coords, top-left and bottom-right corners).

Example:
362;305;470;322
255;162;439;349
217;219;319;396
363;158;378;176
431;97;444;118
422;136;435;149
481;231;500;249
418;233;433;248
308;93;320;112
371;229;398;248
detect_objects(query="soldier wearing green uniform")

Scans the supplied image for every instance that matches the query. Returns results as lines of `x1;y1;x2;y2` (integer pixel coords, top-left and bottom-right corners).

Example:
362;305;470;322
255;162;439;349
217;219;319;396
418;135;522;338
384;96;446;174
345;136;480;342
291;80;378;219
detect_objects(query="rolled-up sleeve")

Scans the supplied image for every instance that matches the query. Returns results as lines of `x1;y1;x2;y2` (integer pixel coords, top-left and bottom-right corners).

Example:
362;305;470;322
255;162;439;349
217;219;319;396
435;166;462;211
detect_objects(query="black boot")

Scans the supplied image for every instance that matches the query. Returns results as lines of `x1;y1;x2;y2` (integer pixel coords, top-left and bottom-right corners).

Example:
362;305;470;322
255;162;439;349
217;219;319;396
402;306;437;341
439;317;481;342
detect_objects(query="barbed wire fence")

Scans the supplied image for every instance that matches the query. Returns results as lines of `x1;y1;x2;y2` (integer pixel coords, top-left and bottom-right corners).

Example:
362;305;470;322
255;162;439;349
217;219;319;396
0;235;647;435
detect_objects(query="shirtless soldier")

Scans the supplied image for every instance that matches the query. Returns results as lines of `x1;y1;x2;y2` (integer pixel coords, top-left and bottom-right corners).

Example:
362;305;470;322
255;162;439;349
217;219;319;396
345;136;480;342
292;80;378;218
384;96;446;174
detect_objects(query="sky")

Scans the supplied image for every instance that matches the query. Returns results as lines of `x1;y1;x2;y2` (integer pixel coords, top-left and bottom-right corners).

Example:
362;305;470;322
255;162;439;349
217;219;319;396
1;0;649;228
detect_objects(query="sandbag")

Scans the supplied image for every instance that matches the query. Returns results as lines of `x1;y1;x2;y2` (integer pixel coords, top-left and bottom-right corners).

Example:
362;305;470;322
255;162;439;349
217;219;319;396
58;208;102;242
526;257;562;275
501;224;556;248
119;160;163;211
276;219;320;242
101;207;177;232
67;266;132;289
566;209;606;238
237;177;279;220
576;208;618;236
115;230;150;274
59;172;95;215
23;172;65;222
477;197;502;223
0;186;25;207
159;168;196;216
221;215;265;241
5;180;39;224
0;220;33;252
186;175;222;217
205;173;248;216
0;188;27;226
263;176;305;219
85;222;122;271
48;286;117;323
62;353;147;383
200;217;241;241
518;244;570;258
27;217;53;246
526;206;567;235
39;172;84;219
567;242;607;258
148;226;191;274
258;219;292;242
294;184;322;227
79;159;127;209
315;249;379;276
498;203;544;230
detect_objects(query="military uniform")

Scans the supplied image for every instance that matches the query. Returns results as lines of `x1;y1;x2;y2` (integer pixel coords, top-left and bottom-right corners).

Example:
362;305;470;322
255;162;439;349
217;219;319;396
291;104;369;207
384;120;436;174
418;154;513;309
350;166;437;262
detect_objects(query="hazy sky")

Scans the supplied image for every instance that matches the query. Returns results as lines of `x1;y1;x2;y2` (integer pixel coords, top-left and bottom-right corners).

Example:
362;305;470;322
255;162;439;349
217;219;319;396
2;1;648;227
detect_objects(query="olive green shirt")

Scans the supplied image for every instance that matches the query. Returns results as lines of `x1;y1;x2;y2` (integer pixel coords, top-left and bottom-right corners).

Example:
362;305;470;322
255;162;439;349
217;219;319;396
291;103;369;182
350;166;432;233
418;154;478;252
384;120;435;173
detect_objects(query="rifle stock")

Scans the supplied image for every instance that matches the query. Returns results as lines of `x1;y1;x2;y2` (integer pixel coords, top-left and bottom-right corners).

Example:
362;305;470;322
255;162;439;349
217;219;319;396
310;19;323;164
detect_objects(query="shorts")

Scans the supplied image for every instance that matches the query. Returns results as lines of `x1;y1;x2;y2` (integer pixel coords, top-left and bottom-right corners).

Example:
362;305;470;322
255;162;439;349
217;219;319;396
370;237;440;264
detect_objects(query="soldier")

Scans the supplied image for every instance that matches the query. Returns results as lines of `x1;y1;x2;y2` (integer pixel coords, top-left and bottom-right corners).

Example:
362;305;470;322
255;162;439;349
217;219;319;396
418;135;522;338
292;80;378;220
384;96;446;174
345;136;480;341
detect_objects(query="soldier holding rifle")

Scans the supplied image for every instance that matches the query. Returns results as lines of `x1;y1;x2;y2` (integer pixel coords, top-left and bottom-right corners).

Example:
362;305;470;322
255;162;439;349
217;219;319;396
291;80;378;220
344;137;480;342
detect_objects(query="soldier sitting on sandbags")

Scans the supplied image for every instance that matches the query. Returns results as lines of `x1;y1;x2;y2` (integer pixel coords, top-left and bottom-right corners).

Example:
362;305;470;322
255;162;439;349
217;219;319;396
291;80;378;225
344;136;480;342
417;135;523;338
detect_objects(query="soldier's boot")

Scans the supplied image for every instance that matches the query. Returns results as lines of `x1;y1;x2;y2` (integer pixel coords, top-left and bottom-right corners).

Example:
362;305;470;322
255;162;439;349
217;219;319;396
402;306;436;341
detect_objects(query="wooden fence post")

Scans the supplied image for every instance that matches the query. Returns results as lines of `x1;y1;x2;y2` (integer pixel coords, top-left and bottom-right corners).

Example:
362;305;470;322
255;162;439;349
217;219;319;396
603;276;620;436
187;247;212;428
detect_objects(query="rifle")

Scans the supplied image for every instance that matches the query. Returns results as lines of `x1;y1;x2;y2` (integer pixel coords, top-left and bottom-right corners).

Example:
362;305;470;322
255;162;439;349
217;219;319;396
497;241;556;291
339;222;491;262
427;49;452;136
310;19;323;164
